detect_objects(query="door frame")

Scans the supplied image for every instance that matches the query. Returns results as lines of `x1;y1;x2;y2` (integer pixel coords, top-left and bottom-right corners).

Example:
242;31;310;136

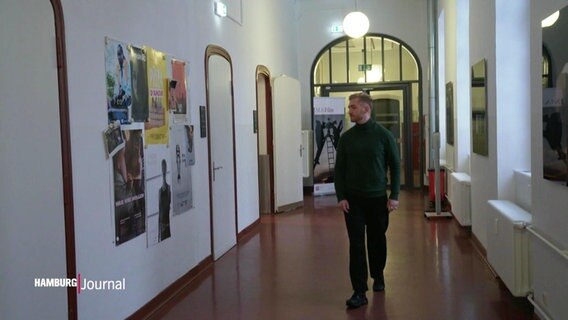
255;65;274;214
320;83;421;188
50;1;77;318
204;45;238;256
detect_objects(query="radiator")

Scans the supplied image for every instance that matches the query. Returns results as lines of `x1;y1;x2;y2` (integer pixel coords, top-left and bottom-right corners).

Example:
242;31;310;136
449;172;471;226
487;200;532;296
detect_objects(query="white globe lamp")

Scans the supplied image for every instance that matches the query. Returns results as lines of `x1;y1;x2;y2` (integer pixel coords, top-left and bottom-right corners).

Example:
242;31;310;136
343;11;369;38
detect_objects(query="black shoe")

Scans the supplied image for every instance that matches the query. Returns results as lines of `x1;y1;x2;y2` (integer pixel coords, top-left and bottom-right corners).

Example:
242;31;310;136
373;277;385;292
345;292;368;308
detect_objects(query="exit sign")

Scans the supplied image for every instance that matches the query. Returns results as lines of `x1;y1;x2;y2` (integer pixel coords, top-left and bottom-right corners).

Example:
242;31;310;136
358;64;372;71
330;25;343;33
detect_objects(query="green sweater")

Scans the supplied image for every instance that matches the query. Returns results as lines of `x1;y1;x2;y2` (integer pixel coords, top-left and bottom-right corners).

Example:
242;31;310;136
334;119;401;201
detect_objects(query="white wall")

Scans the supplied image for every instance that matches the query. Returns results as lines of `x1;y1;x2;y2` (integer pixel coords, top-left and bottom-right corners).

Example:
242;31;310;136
531;0;568;318
295;0;430;131
0;1;68;319
469;0;497;248
57;0;299;318
441;0;471;174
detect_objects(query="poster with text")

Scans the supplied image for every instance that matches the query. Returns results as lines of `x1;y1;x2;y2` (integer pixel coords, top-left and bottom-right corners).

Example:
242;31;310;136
113;129;145;245
543;87;568;186
145;47;169;145
171;124;194;215
313;97;345;196
105;37;132;124
171;59;188;122
145;145;172;246
129;45;149;122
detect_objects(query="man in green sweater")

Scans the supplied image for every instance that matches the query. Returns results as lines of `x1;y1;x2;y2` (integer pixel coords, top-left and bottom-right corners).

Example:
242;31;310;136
335;92;401;309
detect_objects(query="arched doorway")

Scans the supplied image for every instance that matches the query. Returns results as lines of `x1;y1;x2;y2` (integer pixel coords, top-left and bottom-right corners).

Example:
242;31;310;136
255;65;275;214
311;34;423;188
205;45;238;260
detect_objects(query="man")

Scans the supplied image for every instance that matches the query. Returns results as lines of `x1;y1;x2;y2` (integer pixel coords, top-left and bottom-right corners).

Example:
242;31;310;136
334;92;401;309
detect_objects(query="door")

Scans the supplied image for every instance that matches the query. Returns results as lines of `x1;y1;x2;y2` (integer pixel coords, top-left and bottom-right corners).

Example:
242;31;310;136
206;48;237;260
256;66;274;214
324;84;419;188
272;76;303;211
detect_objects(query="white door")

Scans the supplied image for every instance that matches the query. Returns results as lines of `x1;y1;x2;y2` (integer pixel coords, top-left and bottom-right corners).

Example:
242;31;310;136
0;1;68;318
272;76;303;211
208;54;237;260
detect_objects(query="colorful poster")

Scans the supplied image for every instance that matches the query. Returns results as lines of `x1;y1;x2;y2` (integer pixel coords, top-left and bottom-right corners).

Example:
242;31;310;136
313;97;345;196
145;47;169;145
105;37;132;124
145;145;172;246
129;45;149;122
113;129;145;245
171;124;194;215
171;59;188;121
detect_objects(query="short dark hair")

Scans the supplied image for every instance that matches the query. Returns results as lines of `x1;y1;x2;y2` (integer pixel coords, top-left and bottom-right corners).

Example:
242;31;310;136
349;92;372;108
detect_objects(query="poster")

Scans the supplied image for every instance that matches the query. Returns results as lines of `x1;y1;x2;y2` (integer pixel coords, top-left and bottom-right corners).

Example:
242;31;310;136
171;125;194;215
105;37;132;124
171;59;188;121
543;87;568;186
103;121;125;158
129;45;149;122
313;97;345;196
145;47;169;145
145;145;172;246
113;129;145;245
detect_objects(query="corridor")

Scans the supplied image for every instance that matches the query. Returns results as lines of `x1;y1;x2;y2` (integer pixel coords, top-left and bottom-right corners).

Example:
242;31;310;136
155;190;534;320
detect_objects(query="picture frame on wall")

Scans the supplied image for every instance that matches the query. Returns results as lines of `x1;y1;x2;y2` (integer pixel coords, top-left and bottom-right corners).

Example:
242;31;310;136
471;59;488;156
446;81;454;146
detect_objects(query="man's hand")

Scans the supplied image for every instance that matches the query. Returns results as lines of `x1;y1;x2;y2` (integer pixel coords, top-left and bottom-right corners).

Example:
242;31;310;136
387;199;399;212
338;199;350;213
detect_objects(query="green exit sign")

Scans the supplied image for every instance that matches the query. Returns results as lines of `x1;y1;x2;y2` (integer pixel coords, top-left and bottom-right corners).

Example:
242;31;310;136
330;25;343;33
358;64;372;71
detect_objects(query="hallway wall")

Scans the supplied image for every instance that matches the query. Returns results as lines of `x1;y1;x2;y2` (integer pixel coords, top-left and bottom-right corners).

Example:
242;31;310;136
58;0;297;318
530;0;568;318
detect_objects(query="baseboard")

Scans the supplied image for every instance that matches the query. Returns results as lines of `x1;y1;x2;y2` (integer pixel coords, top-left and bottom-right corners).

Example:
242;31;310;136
276;200;303;213
127;255;213;320
237;218;260;242
470;232;499;278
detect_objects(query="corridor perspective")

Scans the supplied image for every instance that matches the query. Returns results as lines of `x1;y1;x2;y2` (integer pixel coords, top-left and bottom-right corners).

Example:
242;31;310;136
155;190;534;320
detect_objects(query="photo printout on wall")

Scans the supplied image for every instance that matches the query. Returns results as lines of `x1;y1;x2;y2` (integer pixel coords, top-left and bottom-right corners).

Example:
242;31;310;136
145;47;169;145
171;59;189;122
145;145;172;246
129;45;149;122
105;37;132;124
170;124;193;215
112;129;146;245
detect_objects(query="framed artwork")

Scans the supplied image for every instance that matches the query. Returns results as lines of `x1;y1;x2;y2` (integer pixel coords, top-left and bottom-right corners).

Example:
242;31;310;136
446;81;454;145
471;59;488;156
542;9;568;186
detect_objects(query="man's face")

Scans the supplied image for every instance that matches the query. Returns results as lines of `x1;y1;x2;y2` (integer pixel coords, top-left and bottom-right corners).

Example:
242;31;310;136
347;98;369;123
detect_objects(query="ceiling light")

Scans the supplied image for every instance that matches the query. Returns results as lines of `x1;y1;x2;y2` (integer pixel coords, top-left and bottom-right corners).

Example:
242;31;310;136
342;11;369;38
542;11;559;28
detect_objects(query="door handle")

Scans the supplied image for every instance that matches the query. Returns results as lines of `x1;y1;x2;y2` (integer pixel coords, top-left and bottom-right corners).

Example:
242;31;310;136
212;161;223;181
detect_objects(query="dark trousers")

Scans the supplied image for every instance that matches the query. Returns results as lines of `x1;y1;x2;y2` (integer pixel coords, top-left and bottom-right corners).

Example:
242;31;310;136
344;194;389;293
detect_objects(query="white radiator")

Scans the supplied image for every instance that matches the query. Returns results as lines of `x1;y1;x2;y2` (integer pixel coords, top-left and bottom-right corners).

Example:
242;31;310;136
449;172;471;226
487;200;532;297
